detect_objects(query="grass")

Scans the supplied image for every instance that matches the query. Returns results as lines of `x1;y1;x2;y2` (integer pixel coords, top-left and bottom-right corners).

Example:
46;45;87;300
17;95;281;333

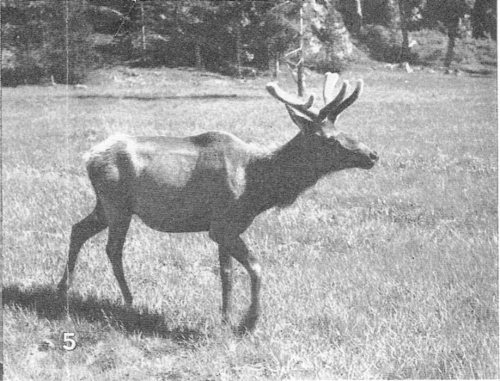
3;66;498;379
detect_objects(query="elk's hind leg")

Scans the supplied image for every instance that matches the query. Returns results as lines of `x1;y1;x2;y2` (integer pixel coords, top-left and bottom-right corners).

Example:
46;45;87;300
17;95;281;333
57;201;107;295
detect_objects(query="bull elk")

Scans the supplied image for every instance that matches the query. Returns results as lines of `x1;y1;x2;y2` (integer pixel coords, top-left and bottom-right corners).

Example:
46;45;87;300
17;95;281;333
57;73;378;334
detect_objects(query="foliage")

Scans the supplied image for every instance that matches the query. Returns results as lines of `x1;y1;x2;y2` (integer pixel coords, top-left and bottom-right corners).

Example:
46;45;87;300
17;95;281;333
359;25;408;63
42;0;99;84
409;28;496;69
2;0;98;86
398;0;427;31
337;0;362;34
262;1;301;60
2;2;45;85
362;0;400;27
423;0;475;29
120;1;286;71
471;0;496;39
0;0;495;84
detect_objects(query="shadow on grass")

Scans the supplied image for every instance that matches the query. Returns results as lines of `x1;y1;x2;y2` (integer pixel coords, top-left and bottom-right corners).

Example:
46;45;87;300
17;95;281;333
3;284;206;344
56;94;263;101
460;67;496;76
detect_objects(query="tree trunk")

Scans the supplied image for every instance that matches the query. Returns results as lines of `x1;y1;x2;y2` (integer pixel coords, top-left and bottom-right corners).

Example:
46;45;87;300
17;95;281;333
297;6;305;96
386;0;400;28
353;0;363;34
140;2;146;52
444;18;459;68
267;42;279;78
195;40;203;69
235;21;243;78
398;0;410;62
274;53;280;79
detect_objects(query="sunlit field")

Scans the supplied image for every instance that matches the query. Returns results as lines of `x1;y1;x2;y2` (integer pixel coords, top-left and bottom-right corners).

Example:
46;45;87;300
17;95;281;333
3;66;498;379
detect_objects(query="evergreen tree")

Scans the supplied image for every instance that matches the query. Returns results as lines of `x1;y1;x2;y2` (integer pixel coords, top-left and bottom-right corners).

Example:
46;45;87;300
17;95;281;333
2;0;97;85
398;0;425;62
423;0;476;67
262;1;301;76
42;0;98;83
362;0;399;27
471;0;496;40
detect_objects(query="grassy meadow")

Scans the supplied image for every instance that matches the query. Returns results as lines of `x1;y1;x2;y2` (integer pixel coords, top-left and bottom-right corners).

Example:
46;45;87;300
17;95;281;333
3;65;498;379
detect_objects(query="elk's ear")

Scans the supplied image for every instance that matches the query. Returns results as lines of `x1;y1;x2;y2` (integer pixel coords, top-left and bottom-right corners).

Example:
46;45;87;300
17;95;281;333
285;105;317;134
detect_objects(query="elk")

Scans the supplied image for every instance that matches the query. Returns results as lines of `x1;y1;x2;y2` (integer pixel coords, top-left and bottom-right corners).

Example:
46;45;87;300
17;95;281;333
57;73;378;334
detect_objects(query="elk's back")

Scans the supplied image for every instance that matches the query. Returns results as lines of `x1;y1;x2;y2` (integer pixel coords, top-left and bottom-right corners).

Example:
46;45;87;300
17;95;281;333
85;132;255;233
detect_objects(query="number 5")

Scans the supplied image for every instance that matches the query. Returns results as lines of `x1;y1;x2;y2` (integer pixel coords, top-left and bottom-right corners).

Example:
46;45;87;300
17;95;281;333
63;332;77;351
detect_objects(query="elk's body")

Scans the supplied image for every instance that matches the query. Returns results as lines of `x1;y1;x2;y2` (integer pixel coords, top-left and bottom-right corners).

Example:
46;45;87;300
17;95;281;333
86;132;259;233
58;73;378;333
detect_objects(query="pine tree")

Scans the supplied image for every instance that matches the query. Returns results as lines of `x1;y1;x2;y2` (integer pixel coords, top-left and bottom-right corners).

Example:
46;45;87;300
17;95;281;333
471;0;496;40
424;0;475;67
2;0;97;85
42;0;97;83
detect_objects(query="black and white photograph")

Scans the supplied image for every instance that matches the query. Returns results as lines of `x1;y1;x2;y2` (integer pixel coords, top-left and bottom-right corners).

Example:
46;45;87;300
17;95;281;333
2;0;497;379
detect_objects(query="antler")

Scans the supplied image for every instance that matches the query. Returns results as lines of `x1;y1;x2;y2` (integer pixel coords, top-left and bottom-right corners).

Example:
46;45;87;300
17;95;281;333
266;73;363;124
323;72;339;104
265;83;316;120
317;81;348;121
326;79;363;123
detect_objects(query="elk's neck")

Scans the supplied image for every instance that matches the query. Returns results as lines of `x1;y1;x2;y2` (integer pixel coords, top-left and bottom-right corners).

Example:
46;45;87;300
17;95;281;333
247;134;328;211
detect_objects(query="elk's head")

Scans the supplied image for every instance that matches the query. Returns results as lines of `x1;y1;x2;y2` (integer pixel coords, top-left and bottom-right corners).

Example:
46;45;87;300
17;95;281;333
267;73;378;173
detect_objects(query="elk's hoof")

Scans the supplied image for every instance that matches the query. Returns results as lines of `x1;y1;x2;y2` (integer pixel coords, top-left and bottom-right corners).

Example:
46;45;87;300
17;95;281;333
56;284;67;298
235;313;259;336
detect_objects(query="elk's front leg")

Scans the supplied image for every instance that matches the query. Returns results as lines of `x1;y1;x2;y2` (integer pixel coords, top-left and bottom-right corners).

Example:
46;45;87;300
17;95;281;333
218;245;233;324
211;229;262;334
230;237;262;334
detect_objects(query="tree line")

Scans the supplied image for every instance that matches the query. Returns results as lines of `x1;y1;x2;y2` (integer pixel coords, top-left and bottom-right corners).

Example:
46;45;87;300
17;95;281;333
1;0;496;86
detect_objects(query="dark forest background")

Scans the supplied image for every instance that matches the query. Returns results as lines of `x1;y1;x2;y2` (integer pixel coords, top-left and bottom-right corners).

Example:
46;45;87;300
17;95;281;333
1;0;496;86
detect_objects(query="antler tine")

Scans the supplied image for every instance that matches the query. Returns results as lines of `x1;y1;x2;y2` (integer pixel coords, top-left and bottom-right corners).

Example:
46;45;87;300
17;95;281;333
327;79;363;123
317;81;348;122
323;72;339;104
266;82;317;120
